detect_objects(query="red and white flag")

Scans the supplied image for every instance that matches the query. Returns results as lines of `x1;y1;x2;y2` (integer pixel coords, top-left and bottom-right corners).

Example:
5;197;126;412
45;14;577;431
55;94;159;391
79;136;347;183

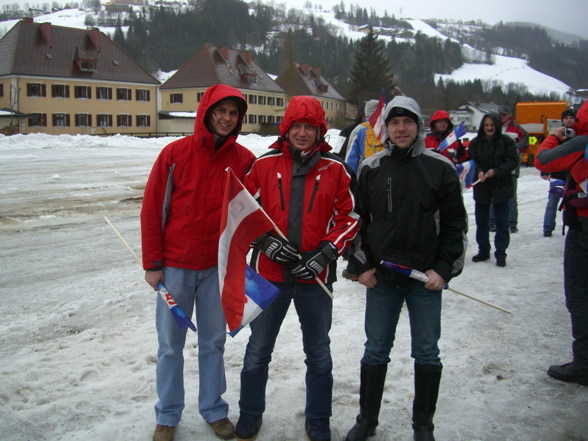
218;168;278;335
368;90;386;141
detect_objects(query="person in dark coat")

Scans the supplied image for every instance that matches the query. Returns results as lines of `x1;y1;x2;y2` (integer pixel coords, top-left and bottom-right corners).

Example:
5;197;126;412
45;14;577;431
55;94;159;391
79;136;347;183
337;103;366;160
468;112;519;267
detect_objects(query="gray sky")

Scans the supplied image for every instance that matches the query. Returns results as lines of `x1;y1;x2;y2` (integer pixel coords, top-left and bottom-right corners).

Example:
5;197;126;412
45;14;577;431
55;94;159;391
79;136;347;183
287;0;588;39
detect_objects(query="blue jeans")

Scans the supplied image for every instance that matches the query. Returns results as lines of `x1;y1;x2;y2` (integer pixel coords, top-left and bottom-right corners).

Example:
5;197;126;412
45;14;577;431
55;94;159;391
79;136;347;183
564;223;588;367
155;266;228;426
543;185;563;233
361;281;442;367
475;200;510;259
239;282;333;422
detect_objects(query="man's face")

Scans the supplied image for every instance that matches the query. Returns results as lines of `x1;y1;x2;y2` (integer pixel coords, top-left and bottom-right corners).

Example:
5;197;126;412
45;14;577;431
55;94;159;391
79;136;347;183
499;112;510;124
287;122;319;151
483;117;497;138
562;116;575;128
434;119;449;132
209;99;240;137
387;116;418;149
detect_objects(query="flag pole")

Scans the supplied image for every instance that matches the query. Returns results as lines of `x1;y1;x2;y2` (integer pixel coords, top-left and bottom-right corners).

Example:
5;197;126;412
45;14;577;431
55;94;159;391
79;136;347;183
104;215;141;265
445;286;512;314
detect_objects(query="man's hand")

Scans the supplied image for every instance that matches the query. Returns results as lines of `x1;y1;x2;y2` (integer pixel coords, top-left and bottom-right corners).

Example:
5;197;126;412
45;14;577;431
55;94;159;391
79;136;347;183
424;269;445;291
291;241;338;280
145;269;164;291
256;233;299;263
358;268;377;289
548;126;566;142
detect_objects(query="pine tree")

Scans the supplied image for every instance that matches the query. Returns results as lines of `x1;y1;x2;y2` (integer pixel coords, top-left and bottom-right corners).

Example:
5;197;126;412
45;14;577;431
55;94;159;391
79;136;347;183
349;27;395;105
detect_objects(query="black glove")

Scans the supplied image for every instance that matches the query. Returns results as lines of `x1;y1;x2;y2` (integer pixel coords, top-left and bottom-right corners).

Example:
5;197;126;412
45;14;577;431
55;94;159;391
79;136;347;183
255;233;299;264
291;241;338;280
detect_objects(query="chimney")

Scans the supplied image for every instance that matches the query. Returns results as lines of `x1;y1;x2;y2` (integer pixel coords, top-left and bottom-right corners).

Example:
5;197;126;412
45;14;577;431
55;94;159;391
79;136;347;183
88;28;101;51
22;17;34;23
39;22;52;47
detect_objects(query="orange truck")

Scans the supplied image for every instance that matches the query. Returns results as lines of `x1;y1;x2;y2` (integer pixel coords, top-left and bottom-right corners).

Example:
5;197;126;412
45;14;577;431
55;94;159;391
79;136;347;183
515;101;569;165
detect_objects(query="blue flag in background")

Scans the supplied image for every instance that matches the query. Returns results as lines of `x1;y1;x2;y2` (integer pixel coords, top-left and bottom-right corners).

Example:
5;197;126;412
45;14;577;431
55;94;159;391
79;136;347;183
438;122;466;152
456;159;476;189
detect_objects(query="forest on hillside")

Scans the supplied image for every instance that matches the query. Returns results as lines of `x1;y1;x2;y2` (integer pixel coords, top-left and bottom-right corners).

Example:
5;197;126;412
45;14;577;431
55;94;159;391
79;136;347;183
106;0;586;112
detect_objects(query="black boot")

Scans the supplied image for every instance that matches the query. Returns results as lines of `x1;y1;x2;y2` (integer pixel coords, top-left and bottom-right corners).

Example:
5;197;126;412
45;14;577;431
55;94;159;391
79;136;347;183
345;363;387;441
412;363;442;441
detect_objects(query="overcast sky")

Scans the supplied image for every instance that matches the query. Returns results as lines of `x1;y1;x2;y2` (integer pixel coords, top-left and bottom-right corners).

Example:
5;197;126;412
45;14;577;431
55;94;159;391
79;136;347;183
283;0;588;39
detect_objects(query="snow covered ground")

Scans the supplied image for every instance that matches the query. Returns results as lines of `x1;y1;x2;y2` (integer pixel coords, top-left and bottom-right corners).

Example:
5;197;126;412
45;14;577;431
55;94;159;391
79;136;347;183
1;131;587;441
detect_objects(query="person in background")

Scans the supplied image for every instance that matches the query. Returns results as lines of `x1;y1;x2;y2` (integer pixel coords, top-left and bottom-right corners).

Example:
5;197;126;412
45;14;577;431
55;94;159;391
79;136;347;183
236;96;359;441
540;109;576;237
338;103;366;160
344;96;467;441
424;110;468;165
345;99;385;173
534;100;588;386
489;105;528;233
141;85;256;441
469;112;519;267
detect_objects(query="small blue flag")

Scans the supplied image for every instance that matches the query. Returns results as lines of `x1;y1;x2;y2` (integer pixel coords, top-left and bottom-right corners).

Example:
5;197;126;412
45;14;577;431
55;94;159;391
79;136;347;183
158;283;197;332
438;122;466;152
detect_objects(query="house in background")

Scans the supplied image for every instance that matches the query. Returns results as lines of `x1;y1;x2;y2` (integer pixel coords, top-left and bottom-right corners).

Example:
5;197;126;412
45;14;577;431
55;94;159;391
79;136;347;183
159;44;286;134
0;18;160;135
449;101;499;132
275;62;346;129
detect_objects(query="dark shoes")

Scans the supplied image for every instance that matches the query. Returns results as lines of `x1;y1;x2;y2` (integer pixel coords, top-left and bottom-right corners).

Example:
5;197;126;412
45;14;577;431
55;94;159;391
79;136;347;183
305;418;331;441
414;428;436;441
344;419;377;441
510;226;518;233
544;231;553;237
496;258;506;267
153;425;176;441
547;362;588;386
472;254;490;262
235;414;262;441
489;225;496;232
209;417;236;440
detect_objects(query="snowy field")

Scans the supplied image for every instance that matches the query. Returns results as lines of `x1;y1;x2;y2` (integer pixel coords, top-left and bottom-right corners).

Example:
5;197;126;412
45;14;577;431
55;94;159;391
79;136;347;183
0;131;587;441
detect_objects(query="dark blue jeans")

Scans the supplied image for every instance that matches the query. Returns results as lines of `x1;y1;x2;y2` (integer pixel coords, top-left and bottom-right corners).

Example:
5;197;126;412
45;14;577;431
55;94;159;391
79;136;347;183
564;224;588;368
239;282;333;422
543;186;563;233
475;200;510;259
361;281;442;367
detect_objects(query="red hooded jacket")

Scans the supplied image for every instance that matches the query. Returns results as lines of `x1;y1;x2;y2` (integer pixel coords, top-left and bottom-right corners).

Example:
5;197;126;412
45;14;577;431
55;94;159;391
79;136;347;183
424;110;468;164
140;84;256;270
245;96;359;284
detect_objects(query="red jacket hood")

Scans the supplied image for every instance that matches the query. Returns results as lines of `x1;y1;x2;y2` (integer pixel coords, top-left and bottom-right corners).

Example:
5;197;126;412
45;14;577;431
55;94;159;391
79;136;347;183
279;96;328;138
194;84;247;139
575;100;588;136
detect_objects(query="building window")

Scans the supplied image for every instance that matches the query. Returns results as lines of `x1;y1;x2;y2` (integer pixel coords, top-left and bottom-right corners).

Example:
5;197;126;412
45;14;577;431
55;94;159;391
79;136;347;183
136;89;150;101
27;83;46;97
74;86;91;99
96;87;112;100
0;83;3;97
136;114;151;127
248;95;257;105
51;84;69;98
276;98;284;107
75;113;92;127
97;114;113;127
259;115;266;124
170;93;183;104
268;115;275;123
258;96;266;105
197;92;204;102
117;114;132;127
52;113;70;127
79;60;97;72
268;96;275;106
248;114;257;124
117;88;131;101
28;113;47;127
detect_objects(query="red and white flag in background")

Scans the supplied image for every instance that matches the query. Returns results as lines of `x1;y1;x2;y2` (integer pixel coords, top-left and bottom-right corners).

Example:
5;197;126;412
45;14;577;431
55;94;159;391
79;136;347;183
368;90;386;141
218;168;279;336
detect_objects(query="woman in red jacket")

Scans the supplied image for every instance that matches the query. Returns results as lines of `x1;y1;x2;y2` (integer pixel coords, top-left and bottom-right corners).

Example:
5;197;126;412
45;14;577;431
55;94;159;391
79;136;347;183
141;84;256;441
424;110;468;164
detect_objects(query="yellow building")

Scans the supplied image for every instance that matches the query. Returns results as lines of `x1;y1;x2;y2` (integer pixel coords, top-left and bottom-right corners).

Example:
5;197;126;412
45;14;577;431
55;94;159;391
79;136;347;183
159;44;286;135
0;18;160;135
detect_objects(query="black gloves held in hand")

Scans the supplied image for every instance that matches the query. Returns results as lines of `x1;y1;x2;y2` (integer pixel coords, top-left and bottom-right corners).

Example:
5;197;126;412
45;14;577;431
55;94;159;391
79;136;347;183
255;233;299;263
291;241;338;280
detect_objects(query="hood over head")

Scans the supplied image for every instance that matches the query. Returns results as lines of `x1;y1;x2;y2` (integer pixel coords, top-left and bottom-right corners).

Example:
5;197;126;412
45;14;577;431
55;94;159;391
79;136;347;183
380;95;426;155
429;110;453;130
364;99;380;119
575;100;588;136
195;84;247;138
477;112;503;139
279;96;327;138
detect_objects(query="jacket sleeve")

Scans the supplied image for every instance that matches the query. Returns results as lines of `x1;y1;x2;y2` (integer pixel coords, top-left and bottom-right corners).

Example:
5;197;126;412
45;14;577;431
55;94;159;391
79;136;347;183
140;145;173;270
352;165;376;275
346;128;367;173
535;135;588;173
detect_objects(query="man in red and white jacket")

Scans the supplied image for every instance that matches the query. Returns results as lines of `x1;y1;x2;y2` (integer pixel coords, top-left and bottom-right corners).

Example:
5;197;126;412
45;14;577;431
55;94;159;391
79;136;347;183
535;100;588;386
236;96;359;441
141;84;256;441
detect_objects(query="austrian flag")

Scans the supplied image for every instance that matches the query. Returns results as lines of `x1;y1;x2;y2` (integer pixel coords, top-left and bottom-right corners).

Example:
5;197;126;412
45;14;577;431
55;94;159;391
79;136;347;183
218;168;279;336
368;90;386;141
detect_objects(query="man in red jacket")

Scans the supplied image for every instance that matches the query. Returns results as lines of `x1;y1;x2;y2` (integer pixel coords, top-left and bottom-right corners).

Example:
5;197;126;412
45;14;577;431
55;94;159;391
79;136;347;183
235;96;359;441
141;85;256;441
535;100;588;386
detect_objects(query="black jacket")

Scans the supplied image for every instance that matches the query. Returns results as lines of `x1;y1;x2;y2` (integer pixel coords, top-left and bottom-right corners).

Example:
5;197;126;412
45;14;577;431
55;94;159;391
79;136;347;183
469;113;519;204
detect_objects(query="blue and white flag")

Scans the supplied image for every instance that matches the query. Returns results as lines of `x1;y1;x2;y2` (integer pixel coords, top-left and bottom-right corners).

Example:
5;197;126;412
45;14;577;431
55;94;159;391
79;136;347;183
438;122;466;152
158;283;197;332
456;159;476;189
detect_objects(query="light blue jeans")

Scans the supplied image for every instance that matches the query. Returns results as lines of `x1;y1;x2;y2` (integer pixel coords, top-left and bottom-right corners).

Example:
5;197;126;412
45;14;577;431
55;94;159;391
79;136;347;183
154;266;228;426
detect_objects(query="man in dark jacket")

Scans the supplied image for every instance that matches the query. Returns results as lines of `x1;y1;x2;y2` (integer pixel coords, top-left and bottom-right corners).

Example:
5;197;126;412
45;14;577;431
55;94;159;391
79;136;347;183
344;96;467;441
469;112;519;267
236;96;359;441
